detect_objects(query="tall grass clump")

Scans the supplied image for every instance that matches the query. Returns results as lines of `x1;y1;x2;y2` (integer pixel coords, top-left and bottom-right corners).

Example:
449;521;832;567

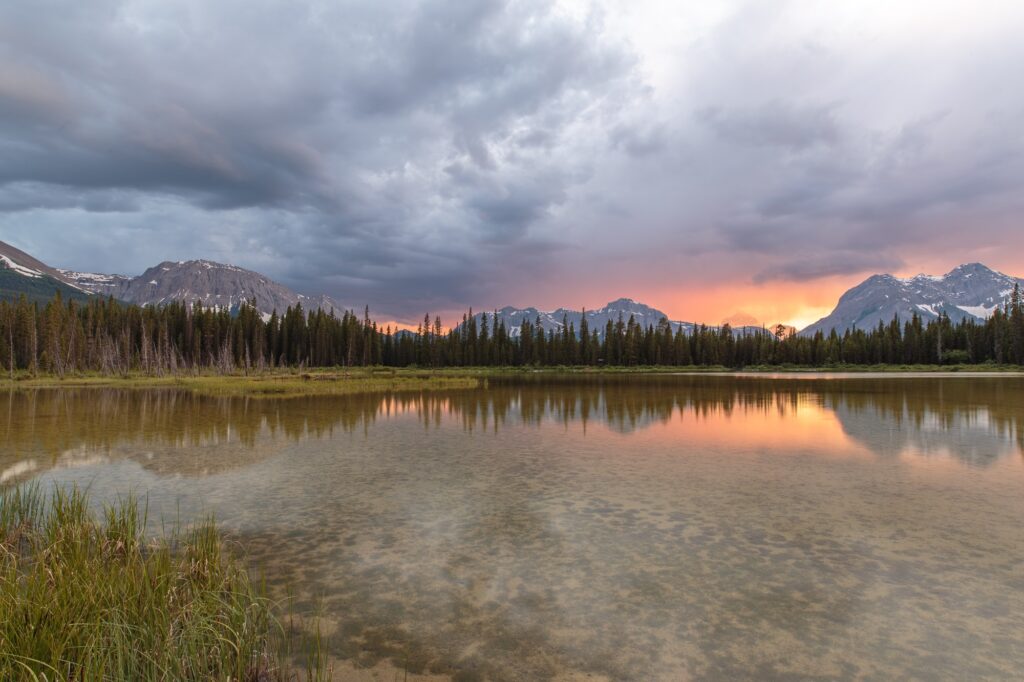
0;484;326;681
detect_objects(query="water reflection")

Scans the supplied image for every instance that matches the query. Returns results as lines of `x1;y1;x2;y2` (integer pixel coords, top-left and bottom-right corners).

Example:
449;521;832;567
2;377;1023;680
3;376;1022;485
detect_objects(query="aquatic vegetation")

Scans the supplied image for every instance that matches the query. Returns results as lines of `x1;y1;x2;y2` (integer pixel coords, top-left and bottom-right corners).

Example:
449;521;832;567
0;484;327;680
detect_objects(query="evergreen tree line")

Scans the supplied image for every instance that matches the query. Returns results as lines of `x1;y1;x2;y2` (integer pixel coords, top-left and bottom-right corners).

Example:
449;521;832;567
1;286;1023;375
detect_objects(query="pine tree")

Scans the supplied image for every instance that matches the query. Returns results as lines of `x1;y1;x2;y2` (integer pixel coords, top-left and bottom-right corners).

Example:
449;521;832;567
1010;283;1023;364
579;309;590;365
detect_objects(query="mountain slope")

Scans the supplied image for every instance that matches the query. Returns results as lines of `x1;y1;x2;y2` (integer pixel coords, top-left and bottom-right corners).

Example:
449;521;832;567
0;240;92;305
61;260;345;319
801;263;1023;336
56;271;131;297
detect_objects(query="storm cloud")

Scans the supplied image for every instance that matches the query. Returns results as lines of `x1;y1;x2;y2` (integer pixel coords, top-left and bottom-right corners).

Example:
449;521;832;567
1;0;1023;322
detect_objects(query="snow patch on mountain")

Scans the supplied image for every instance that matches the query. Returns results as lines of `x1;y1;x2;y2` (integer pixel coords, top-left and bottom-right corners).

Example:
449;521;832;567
59;271;126;284
956;304;997;319
1;254;43;278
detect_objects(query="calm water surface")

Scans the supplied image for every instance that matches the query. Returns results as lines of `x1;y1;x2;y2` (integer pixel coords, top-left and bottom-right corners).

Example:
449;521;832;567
2;375;1023;681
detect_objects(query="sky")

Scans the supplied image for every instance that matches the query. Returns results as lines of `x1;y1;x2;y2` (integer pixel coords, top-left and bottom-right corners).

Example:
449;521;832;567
1;0;1023;330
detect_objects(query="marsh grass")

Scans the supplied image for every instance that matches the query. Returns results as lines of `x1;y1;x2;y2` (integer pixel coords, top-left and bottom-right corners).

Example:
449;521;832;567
0;484;329;681
0;368;480;398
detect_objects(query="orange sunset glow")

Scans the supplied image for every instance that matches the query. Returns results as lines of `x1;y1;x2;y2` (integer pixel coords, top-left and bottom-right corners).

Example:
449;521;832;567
475;251;1024;333
602;396;874;460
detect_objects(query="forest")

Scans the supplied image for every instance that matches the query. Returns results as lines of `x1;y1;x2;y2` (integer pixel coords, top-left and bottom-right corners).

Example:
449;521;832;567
1;286;1023;375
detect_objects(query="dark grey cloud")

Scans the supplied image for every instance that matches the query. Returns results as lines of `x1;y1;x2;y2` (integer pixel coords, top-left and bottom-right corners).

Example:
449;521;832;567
753;253;906;284
2;0;1023;322
0;0;637;316
696;102;841;150
610;122;667;157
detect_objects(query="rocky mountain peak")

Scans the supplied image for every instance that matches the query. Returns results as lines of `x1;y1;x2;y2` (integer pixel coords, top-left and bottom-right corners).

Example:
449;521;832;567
61;257;345;318
801;263;1023;336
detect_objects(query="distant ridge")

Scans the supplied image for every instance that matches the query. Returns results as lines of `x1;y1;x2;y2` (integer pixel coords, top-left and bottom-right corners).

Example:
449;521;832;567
801;263;1023;336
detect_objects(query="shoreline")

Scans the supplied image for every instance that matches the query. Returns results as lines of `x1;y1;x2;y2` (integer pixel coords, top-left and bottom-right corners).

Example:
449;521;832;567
0;364;1021;396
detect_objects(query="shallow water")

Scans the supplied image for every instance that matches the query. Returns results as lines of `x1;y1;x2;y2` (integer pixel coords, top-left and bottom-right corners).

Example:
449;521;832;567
3;375;1023;680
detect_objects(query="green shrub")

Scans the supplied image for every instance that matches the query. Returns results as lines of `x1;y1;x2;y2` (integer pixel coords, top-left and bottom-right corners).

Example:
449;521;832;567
941;349;971;365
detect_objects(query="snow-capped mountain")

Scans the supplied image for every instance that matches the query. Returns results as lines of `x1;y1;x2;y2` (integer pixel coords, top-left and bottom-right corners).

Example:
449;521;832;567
465;298;764;339
61;260;346;319
801;263;1023;336
0;240;92;304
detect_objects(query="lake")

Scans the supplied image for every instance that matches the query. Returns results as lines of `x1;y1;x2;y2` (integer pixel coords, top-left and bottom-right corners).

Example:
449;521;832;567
2;375;1023;680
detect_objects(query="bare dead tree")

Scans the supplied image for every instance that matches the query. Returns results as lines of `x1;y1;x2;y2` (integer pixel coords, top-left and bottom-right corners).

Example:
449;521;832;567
6;307;14;380
140;323;150;375
29;314;38;377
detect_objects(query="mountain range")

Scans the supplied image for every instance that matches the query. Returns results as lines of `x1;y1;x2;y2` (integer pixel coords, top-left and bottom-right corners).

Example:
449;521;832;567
1;240;343;318
2;239;1021;336
801;263;1023;336
465;300;766;340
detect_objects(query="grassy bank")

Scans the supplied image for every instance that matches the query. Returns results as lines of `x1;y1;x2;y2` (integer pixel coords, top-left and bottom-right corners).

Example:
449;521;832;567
0;485;326;681
0;368;480;398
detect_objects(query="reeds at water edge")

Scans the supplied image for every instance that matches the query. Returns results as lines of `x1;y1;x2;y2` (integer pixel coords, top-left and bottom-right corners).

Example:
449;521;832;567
0;483;329;681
